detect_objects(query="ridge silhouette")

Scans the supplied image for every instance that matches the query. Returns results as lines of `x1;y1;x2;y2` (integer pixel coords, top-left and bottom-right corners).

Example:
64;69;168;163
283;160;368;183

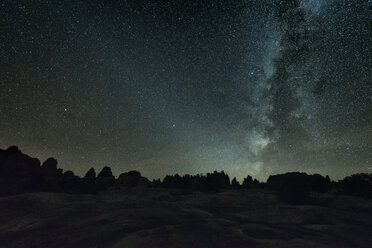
1;146;371;203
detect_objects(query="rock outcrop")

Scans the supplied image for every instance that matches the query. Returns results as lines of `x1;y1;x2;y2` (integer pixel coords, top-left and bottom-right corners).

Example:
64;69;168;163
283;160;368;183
0;146;43;196
115;170;150;188
2;145;370;200
96;166;115;190
267;172;332;193
337;174;372;198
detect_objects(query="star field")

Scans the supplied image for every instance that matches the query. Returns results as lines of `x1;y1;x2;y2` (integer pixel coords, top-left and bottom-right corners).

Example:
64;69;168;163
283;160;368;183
1;0;371;181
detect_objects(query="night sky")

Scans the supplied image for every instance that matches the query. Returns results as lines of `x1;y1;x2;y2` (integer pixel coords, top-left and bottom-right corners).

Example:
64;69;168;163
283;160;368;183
1;0;371;181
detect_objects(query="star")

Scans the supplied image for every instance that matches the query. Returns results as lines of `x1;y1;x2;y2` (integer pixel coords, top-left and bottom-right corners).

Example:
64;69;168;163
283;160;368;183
0;0;369;181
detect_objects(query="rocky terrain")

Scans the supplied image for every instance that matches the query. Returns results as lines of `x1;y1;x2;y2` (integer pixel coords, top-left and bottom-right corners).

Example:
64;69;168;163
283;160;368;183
1;146;372;247
1;188;372;248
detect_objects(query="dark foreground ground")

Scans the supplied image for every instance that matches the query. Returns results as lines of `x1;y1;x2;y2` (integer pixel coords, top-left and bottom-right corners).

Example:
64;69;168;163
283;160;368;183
1;188;372;248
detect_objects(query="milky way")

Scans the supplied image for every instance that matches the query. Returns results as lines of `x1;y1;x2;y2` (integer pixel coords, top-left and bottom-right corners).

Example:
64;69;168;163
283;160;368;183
1;0;371;181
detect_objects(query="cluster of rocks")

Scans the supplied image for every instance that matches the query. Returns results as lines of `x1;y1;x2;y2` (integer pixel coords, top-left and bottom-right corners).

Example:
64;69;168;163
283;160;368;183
0;146;148;196
266;172;332;204
267;172;332;192
159;171;262;192
337;173;372;198
1;146;371;202
161;171;230;192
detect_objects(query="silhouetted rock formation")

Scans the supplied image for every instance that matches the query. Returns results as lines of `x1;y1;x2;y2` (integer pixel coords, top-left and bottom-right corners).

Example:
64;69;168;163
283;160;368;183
115;170;150;188
337;174;372;198
242;175;253;188
42;157;58;170
231;177;240;189
241;175;261;189
84;168;96;179
41;157;63;191
96;166;115;190
64;170;75;177
267;172;332;205
267;172;332;193
151;179;162;187
204;171;230;192
6;145;20;153
1;145;371;201
0;146;43;196
60;170;80;192
97;166;113;178
78;168;98;194
162;171;231;192
0;146;99;195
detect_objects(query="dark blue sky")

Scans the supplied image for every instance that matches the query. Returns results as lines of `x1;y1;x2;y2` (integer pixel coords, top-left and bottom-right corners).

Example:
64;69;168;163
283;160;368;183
1;0;371;181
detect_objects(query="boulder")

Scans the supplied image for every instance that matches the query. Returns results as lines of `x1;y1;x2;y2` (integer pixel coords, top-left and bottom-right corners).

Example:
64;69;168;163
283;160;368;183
115;170;149;188
267;172;331;193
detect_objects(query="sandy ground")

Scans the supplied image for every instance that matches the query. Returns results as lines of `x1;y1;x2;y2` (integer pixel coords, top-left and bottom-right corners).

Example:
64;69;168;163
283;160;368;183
1;188;372;248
